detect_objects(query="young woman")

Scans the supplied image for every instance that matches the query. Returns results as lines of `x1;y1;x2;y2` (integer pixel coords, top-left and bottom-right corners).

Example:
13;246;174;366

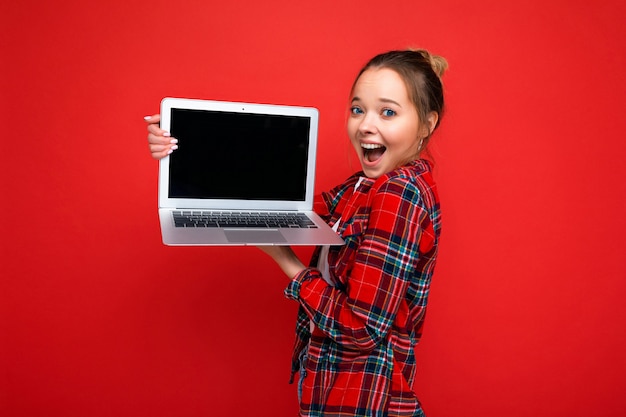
145;49;447;417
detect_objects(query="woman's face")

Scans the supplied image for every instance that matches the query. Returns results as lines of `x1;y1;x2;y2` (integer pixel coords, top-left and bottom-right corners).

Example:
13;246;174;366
347;68;422;179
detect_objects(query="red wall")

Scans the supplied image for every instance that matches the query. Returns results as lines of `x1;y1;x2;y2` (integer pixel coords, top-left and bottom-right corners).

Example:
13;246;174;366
2;1;626;416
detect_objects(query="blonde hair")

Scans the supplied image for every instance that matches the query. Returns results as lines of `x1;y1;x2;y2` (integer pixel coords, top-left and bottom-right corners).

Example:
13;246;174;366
414;48;448;78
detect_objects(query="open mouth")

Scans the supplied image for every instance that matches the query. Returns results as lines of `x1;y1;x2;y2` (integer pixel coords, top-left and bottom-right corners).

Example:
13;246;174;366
361;143;386;163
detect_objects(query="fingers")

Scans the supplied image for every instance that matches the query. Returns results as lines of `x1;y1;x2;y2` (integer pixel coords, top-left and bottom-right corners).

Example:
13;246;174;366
148;140;178;160
144;114;161;124
144;114;178;160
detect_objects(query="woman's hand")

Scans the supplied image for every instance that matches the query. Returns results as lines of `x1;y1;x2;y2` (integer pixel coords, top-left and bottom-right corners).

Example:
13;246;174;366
257;246;306;279
144;114;178;160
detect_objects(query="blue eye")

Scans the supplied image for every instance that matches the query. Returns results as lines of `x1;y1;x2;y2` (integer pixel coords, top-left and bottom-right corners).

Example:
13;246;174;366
350;106;364;115
382;108;396;117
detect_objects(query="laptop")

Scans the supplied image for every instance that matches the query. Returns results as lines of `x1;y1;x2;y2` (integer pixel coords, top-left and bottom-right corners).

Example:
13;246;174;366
158;97;345;246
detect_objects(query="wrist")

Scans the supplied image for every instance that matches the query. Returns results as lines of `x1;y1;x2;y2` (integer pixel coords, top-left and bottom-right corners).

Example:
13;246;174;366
259;246;306;278
280;250;306;279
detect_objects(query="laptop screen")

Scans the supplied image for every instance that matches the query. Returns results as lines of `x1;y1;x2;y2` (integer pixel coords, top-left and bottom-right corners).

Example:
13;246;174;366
168;108;311;201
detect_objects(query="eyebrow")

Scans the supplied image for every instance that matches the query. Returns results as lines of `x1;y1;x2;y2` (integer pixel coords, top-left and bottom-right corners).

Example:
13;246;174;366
351;96;402;107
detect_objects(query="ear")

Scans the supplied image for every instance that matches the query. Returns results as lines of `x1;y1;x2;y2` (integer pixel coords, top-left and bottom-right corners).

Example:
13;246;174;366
426;111;439;135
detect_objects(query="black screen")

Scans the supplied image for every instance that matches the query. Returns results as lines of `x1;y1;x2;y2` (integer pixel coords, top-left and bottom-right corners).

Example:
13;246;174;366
168;108;311;201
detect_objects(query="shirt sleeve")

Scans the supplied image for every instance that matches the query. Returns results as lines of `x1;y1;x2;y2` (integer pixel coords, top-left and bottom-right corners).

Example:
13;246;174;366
285;176;429;352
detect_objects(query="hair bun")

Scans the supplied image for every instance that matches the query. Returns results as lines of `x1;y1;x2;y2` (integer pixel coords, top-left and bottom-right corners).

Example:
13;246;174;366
412;49;448;78
429;55;448;78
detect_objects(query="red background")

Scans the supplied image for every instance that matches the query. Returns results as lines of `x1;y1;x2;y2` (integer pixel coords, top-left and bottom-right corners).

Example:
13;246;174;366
2;1;625;416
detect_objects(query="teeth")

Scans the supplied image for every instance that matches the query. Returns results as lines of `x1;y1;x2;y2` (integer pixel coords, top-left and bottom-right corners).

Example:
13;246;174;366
361;143;384;150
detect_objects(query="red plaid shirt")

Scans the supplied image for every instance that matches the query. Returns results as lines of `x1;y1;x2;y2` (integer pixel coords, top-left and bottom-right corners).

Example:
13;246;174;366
284;159;441;417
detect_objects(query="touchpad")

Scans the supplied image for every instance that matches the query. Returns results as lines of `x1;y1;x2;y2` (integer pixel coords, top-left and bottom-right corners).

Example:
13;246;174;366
224;229;287;244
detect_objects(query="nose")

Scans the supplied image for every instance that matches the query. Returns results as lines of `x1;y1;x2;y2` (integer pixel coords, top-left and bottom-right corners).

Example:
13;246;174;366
358;112;378;136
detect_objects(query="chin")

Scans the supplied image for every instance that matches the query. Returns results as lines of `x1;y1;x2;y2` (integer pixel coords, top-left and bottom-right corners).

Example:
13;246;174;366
361;166;384;179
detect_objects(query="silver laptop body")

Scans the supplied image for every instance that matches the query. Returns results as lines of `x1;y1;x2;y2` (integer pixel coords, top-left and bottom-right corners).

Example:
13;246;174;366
158;97;345;246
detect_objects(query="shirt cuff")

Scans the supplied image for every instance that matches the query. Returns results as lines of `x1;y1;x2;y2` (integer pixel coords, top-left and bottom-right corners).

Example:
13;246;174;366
284;268;317;300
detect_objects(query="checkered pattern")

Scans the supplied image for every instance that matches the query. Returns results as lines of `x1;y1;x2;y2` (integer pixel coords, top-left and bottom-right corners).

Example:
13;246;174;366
284;160;441;416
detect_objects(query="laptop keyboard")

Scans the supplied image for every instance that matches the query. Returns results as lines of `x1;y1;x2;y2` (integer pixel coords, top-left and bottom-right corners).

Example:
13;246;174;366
172;211;318;229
